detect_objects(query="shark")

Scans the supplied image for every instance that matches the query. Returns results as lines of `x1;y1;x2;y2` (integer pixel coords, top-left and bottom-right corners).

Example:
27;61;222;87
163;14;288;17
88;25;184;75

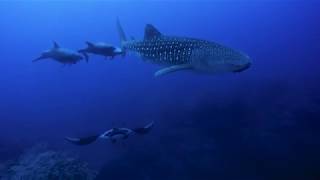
33;42;84;65
78;41;123;61
117;19;251;77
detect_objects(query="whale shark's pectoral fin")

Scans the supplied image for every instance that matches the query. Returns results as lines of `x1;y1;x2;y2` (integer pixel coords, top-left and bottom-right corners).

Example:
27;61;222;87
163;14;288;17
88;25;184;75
154;64;192;77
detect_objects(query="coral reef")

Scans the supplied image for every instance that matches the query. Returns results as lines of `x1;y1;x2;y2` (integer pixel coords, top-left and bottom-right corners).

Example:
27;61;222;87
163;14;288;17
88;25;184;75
2;144;97;180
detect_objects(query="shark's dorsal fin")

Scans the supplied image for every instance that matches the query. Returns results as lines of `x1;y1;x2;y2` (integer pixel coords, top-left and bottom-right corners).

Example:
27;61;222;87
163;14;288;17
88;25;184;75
144;24;162;40
154;64;193;77
86;41;94;47
53;41;60;49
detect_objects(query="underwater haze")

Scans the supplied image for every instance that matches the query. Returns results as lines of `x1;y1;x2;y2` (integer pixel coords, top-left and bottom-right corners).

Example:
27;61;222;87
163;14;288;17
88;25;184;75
0;0;320;179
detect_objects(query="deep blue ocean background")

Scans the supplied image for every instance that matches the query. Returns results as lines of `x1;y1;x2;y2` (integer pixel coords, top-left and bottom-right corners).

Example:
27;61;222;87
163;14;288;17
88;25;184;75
0;0;319;179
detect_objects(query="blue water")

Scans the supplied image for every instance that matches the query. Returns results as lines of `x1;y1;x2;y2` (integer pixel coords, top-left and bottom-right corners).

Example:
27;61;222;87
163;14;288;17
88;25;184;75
0;1;319;179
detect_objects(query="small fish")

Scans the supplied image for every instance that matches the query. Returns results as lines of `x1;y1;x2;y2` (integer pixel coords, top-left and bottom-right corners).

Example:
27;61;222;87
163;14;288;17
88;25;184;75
33;42;84;65
78;41;124;62
117;19;251;77
65;121;154;145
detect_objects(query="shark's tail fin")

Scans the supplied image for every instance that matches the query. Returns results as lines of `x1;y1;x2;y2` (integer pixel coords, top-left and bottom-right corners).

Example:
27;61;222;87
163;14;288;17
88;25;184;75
117;17;127;44
116;18;127;57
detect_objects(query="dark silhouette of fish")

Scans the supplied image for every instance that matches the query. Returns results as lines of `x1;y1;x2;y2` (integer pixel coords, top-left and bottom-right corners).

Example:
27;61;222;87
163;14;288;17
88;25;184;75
117;19;251;77
33;42;84;65
78;41;123;61
65;121;154;145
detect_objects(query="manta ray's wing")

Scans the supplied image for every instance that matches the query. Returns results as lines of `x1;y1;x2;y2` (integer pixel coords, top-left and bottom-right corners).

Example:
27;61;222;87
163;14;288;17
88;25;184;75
132;121;154;135
65;135;100;146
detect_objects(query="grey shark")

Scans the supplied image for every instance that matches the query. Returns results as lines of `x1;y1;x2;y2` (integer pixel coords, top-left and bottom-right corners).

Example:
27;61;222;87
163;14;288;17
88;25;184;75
65;121;154;145
78;41;123;61
117;19;251;77
33;42;84;65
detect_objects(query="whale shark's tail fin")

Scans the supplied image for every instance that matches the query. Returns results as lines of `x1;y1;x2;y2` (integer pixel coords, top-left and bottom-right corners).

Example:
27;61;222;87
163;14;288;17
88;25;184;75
65;135;100;146
117;17;127;44
116;18;128;57
133;121;154;135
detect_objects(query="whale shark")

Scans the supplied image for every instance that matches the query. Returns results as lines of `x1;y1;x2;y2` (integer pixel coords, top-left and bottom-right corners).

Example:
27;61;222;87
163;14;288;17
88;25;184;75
78;41;123;61
65;121;154;145
33;42;84;65
117;19;251;77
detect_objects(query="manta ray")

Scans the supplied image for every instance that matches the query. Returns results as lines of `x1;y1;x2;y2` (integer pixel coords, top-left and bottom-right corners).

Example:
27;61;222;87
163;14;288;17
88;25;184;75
65;121;154;145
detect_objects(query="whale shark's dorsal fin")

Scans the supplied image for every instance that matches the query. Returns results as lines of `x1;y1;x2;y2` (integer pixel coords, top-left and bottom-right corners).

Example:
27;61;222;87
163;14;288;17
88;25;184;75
53;41;60;49
144;24;162;40
86;41;94;48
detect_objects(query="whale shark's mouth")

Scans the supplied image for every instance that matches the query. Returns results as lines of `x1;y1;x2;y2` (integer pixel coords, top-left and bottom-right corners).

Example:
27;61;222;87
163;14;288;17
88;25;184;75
233;63;251;72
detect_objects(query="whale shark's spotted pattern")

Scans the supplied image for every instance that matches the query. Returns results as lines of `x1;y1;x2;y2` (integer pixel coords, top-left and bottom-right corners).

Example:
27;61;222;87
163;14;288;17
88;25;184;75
117;21;251;76
125;37;212;65
124;36;245;67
